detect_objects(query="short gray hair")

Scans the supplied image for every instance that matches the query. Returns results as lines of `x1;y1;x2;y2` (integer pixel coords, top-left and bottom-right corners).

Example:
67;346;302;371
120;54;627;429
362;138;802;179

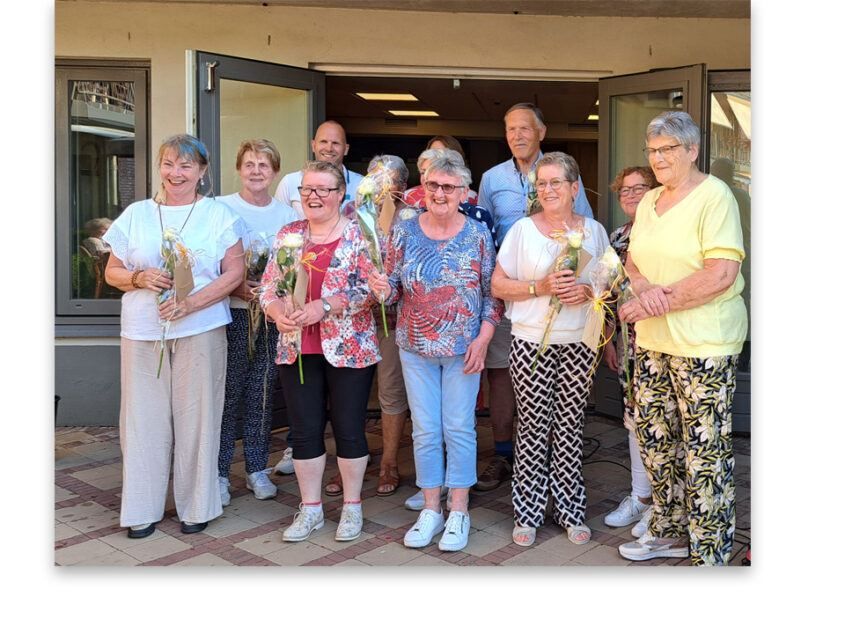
416;147;448;172
534;151;580;183
368;154;409;185
425;154;472;188
646;110;701;148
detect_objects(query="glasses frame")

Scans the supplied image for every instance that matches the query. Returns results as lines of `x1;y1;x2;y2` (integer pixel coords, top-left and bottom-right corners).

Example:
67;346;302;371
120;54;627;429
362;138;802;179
424;181;464;195
298;185;340;198
643;143;683;160
534;178;573;191
617;184;651;198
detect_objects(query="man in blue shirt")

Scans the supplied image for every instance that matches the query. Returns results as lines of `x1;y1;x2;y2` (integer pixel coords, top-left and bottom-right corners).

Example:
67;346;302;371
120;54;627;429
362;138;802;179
474;103;593;492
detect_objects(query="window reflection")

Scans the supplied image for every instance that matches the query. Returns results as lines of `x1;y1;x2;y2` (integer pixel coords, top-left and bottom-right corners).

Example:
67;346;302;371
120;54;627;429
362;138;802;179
709;90;751;371
70;80;136;299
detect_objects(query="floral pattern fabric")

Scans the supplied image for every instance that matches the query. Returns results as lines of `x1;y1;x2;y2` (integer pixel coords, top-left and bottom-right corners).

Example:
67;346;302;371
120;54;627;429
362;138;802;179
259;219;380;369
384;214;503;358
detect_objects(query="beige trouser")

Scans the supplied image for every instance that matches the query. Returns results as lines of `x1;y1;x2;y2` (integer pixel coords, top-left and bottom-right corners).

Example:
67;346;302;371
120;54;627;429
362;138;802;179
118;327;226;527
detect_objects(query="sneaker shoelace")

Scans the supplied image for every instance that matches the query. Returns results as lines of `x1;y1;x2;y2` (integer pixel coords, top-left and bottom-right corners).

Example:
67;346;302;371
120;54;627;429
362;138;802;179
291;506;320;530
412;511;437;534
339;506;362;528
444;513;466;536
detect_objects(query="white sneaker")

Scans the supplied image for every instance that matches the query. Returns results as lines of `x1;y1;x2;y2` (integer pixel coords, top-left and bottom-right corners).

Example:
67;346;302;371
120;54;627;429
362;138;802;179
282;504;325;542
273;447;295;475
404;486;448;511
631;506;653;538
438;511;470;551
403;509;445;548
618;533;689;561
218;476;231;507
246;470;278;500
335;505;363;541
604;494;650;527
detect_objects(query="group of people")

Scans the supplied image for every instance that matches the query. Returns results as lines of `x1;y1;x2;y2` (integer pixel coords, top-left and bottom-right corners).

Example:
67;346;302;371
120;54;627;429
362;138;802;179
101;101;747;566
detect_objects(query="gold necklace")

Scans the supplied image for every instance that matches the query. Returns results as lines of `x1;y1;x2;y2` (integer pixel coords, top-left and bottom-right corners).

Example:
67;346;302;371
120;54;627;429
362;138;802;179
307;213;343;245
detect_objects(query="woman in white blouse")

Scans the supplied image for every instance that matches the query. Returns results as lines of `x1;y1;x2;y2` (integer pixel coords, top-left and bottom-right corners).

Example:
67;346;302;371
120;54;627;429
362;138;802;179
103;134;245;539
491;152;609;548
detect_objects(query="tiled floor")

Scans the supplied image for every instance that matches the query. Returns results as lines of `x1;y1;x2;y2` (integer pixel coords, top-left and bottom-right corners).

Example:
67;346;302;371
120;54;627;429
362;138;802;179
54;411;751;566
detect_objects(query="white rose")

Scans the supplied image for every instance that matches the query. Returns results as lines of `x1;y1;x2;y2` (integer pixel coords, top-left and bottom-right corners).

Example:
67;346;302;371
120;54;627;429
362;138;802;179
567;230;583;250
358;177;378;198
282;233;303;249
162;228;180;242
528;170;536;186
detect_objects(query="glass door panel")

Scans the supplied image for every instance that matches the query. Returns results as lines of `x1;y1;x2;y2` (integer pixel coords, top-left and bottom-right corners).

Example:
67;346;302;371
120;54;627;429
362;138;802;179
218;79;309;197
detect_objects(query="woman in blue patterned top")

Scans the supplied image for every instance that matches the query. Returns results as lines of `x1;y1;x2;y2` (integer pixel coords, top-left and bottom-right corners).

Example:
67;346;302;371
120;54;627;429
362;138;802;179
369;154;503;553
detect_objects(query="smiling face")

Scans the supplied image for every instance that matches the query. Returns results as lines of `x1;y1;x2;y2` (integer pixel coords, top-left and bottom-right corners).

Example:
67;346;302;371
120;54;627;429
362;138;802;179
238;150;279;198
646;134;698;188
505;109;546;164
423;170;466;220
535;164;577;216
618;172;651;220
300;169;343;224
159;148;207;205
311;122;349;167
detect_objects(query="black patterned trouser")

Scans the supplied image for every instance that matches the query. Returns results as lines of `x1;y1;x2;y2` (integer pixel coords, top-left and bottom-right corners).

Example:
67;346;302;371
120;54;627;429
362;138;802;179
633;349;738;566
509;337;594;528
218;308;279;477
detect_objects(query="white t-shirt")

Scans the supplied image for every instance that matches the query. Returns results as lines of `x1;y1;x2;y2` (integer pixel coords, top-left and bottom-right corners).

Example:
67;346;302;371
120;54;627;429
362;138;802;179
218;192;297;309
103;197;244;341
496;216;610;345
273;165;364;218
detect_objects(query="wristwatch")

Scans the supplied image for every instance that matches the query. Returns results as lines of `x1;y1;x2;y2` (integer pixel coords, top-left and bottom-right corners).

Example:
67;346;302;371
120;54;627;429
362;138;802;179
528;280;536;297
321;297;332;319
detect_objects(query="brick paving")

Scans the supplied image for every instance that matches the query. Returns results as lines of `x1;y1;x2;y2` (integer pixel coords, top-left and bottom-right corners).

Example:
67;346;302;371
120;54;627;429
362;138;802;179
54;412;751;566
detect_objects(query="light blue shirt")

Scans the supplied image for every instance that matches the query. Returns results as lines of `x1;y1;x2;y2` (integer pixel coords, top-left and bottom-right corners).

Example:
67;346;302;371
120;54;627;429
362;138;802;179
477;153;593;241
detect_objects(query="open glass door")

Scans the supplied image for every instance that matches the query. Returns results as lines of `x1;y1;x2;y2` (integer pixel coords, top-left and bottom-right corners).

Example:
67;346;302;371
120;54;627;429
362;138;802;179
593;64;706;418
195;51;325;197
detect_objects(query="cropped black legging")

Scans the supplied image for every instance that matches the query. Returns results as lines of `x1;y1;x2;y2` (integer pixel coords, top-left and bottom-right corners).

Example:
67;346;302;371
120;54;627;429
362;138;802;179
277;353;375;461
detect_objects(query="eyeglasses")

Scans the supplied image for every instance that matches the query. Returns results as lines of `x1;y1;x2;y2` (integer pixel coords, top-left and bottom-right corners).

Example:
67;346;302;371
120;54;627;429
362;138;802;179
298;186;339;198
618;184;650;198
643;144;682;160
424;181;464;194
535;179;572;191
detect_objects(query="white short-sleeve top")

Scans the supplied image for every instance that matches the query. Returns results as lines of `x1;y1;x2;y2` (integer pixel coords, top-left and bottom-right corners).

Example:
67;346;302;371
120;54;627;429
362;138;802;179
496;216;610;345
103;197;244;341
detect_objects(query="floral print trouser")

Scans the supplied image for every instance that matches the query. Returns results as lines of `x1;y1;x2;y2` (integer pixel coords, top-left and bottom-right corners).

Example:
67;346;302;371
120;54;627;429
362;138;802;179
633;349;738;566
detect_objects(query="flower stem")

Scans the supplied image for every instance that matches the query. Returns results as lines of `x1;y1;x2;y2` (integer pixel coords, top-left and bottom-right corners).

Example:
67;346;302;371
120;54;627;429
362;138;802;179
380;301;389;338
298;353;304;385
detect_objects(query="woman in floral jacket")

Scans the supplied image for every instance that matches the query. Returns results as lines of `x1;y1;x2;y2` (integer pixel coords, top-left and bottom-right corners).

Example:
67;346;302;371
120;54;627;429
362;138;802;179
260;161;380;544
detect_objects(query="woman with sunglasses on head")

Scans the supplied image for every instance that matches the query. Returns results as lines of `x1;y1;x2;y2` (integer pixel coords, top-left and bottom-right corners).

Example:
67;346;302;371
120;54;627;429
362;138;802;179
260;160;380;544
601;165;659;538
616;111;746;565
103;134;245;538
491;151;609;548
369;153;503;552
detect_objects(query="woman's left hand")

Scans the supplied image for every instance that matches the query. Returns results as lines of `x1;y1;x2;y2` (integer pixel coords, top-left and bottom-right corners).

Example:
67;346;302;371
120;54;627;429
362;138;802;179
554;270;590;305
289;300;325;328
158;296;193;321
463;335;490;374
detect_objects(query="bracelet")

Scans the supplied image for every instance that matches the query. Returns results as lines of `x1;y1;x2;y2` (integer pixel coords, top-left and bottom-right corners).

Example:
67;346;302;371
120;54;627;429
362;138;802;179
528;280;536;296
131;270;143;289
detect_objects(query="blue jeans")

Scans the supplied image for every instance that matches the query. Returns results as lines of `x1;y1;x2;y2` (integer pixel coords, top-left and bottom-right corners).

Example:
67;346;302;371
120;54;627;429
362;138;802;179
399;349;479;489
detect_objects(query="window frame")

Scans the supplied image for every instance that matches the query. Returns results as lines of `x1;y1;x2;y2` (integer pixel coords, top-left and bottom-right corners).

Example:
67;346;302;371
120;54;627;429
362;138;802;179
55;59;150;321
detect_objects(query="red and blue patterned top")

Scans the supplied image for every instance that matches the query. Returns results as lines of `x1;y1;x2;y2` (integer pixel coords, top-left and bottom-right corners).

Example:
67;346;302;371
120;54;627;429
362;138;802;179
260;219;381;369
383;214;503;358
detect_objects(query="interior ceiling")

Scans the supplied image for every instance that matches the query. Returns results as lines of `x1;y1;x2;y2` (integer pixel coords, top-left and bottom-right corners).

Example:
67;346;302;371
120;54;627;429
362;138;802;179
109;1;750;19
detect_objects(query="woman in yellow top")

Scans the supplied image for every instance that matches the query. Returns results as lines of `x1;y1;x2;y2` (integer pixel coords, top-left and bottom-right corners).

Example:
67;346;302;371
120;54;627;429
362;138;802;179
617;111;747;566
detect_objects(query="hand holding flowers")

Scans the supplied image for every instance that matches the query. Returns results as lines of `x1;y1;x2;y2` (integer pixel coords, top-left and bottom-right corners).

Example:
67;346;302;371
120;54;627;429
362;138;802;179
355;164;393;337
266;231;307;383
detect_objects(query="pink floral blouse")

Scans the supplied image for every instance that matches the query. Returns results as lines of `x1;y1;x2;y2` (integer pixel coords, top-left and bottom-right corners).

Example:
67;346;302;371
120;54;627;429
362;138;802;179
259;219;381;369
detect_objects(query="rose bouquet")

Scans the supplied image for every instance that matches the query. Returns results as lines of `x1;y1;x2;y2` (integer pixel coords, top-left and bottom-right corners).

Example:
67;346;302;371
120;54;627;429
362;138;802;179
525;170;542;217
355;163;393;337
530;227;584;374
272;232;306;384
245;235;272;361
157;227;196;378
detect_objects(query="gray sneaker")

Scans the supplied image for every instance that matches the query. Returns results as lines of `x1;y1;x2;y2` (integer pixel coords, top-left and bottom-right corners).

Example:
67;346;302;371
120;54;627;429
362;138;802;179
246;470;277;500
282;504;325;542
273;447;295;475
335;505;363;541
218;476;231;507
618;533;689;561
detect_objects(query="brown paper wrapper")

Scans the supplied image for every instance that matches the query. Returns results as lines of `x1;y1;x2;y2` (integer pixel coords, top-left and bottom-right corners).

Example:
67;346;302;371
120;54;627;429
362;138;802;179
574;249;592;278
174;259;195;303
292;263;309;310
378;195;396;237
581;304;603;353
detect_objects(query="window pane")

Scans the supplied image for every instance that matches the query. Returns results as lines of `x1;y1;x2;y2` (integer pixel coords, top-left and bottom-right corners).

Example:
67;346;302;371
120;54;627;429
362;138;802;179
709;90;751;369
69;80;136;300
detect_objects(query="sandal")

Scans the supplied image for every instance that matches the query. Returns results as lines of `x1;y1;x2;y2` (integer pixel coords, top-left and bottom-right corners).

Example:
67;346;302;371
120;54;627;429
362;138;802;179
566;524;591;545
376;466;399;497
512;525;536;547
324;472;343;497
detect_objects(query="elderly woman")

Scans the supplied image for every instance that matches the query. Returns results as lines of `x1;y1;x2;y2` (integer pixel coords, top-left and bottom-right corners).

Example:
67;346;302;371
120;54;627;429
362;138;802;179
601;165;659;537
103;134;244;538
616;111;746;566
403;139;479;207
323;154;420;498
217;140;297;506
260;160;380;543
369;154;502;552
491;151;609;547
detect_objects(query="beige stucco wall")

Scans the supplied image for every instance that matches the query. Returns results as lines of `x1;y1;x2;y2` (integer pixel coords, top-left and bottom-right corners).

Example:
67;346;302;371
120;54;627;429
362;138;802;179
57;1;749;156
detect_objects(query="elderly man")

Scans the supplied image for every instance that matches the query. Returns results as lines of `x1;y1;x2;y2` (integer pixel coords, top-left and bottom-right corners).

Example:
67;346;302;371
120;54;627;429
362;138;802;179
474;102;593;492
273;120;363;217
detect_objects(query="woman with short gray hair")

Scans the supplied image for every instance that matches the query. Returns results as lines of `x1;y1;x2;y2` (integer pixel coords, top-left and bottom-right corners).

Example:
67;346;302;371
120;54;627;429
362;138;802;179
616;111;747;565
